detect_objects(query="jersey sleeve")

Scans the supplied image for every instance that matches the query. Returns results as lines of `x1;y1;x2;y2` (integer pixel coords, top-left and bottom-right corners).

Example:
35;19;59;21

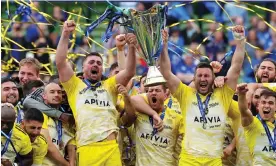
244;117;261;153
104;76;118;105
61;74;83;97
221;84;235;112
263;83;276;92
18;133;33;156
244;117;259;133
172;82;190;109
42;114;48;129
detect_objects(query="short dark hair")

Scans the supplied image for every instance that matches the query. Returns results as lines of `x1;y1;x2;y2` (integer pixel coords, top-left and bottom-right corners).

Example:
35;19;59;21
255;58;276;77
194;62;214;75
260;89;276;100
1;77;17;85
82;52;103;65
24;108;44;123
109;62;118;73
23;80;44;96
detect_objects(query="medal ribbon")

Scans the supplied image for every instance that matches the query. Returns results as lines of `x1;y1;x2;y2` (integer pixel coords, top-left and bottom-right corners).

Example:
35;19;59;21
257;114;276;151
56;107;67;147
149;108;165;136
83;79;102;92
167;97;173;109
196;93;212;129
16;109;23;124
1;130;13;156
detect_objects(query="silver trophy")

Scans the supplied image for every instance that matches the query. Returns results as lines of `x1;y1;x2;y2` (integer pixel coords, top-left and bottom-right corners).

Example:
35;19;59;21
128;4;167;87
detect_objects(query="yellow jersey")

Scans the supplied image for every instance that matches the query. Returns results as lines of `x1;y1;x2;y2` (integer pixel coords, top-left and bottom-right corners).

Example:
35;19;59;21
61;75;118;147
164;96;181;115
263;83;276;92
173;83;235;158
32;135;48;165
244;117;276;166
1;124;32;164
42;114;75;166
134;93;184;166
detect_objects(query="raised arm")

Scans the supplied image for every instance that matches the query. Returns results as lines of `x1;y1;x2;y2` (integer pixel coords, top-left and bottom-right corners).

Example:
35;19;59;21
117;84;137;127
56;20;75;83
116;34;127;70
160;29;181;94
237;83;254;127
115;33;136;86
226;25;246;90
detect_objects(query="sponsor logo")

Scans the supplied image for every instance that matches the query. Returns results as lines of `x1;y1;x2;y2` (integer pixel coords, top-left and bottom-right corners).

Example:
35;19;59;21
84;99;110;107
194;116;221;123
262;145;275;152
140;133;170;145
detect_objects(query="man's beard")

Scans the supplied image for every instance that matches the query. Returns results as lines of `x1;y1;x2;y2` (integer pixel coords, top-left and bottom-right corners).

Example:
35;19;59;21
257;76;275;83
250;104;258;116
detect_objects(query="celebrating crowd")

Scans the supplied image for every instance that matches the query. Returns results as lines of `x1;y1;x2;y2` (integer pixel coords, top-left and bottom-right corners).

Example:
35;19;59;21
1;2;276;166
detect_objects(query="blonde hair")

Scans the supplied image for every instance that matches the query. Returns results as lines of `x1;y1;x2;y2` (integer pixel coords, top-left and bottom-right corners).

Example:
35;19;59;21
19;58;41;75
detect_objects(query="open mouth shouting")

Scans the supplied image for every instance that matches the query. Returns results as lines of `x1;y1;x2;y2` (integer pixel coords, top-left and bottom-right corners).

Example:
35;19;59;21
199;82;208;91
261;73;269;81
263;109;271;115
152;97;157;104
91;69;98;75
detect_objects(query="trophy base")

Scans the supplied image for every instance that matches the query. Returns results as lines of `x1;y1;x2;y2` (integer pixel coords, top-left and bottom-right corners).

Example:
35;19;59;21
144;66;166;87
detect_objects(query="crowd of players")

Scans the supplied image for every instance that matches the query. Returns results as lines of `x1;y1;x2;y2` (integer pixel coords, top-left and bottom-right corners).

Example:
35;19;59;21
1;19;276;166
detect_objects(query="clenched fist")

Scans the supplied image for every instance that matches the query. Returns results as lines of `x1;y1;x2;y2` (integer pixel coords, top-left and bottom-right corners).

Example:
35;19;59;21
62;20;76;37
232;25;245;41
210;61;223;74
125;33;138;46
115;34;126;51
236;83;248;94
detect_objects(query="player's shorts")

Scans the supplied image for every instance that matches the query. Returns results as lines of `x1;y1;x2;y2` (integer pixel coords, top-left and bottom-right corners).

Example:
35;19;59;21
179;153;222;166
77;140;122;166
